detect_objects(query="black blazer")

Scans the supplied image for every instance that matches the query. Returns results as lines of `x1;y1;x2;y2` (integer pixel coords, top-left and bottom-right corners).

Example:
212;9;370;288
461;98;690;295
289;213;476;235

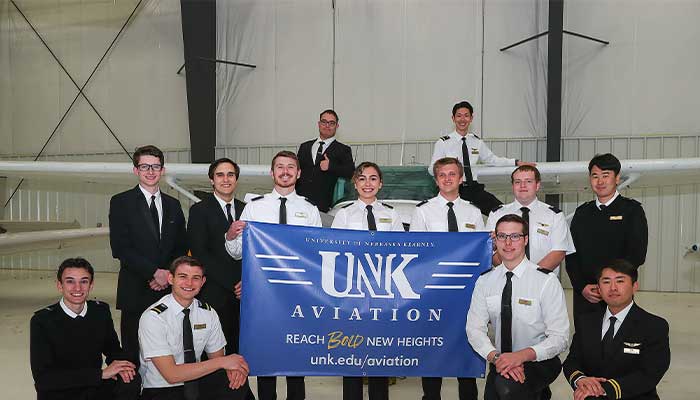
296;138;354;212
109;186;187;313
563;303;670;400
187;194;245;308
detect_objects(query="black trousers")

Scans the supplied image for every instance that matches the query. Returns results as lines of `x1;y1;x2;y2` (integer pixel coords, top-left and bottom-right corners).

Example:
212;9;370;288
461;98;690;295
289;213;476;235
421;377;477;400
257;376;305;400
458;182;502;216
484;357;561;400
120;310;143;365
141;371;251;400
342;377;389;400
38;374;141;400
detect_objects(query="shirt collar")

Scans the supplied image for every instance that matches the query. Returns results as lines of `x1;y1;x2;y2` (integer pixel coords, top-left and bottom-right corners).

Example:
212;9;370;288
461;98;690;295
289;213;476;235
213;192;233;210
497;257;530;279
450;130;470;140
164;293;193;315
59;298;87;318
356;199;379;210
514;198;538;209
139;184;160;201
437;193;460;207
272;188;298;200
605;301;634;323
596;191;620;209
316;136;336;147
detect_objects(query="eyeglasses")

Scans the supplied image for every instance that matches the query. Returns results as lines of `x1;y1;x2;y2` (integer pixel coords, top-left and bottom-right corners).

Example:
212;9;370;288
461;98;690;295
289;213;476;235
319;119;337;127
495;232;527;242
137;164;163;172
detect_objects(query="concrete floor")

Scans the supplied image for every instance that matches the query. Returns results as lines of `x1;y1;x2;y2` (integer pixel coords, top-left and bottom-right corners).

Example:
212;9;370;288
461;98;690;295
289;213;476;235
1;269;695;399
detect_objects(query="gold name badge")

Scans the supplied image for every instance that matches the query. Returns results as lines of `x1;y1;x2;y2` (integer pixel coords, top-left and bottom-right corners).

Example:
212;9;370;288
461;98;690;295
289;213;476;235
610;215;623;221
193;324;207;330
518;298;532;306
295;212;307;218
465;223;476;229
471;149;479;154
537;228;549;236
379;218;392;223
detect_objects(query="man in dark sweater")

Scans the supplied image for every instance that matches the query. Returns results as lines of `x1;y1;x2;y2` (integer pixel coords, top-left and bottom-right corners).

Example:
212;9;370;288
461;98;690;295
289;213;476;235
30;258;140;400
565;153;648;327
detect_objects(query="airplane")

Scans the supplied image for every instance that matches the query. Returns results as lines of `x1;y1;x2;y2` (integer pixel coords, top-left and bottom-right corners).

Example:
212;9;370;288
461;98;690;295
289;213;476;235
1;157;700;256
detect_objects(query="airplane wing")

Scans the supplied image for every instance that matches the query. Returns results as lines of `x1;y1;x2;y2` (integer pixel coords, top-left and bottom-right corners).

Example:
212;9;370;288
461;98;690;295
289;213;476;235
0;227;109;256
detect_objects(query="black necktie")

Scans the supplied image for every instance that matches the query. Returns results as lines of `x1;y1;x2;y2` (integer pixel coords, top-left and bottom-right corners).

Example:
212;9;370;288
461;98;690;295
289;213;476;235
226;203;234;224
599;204;607;211
315;141;325;166
366;205;377;231
182;308;198;400
520;206;530;258
461;137;474;183
149;195;160;240
279;197;287;224
602;316;617;359
501;271;514;353
447;201;458;232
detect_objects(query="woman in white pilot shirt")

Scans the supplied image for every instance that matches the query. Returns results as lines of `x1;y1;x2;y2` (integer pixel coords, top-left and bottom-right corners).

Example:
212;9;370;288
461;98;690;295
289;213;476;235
331;161;403;400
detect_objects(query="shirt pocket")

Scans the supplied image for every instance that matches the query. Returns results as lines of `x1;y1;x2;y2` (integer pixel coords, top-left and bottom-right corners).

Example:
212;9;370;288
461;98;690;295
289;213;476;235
513;297;539;325
485;295;501;320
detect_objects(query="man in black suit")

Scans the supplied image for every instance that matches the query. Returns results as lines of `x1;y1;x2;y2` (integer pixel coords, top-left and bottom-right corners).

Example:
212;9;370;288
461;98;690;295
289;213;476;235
188;158;246;356
563;259;670;400
295;109;355;212
109;145;187;365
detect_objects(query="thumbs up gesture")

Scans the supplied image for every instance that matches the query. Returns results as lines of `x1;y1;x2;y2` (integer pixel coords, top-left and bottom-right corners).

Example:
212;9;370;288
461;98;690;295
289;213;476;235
319;153;330;171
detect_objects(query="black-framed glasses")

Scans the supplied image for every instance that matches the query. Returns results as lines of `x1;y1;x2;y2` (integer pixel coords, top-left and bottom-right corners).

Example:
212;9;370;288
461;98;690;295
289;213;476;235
137;164;163;172
495;232;527;242
319;119;337;127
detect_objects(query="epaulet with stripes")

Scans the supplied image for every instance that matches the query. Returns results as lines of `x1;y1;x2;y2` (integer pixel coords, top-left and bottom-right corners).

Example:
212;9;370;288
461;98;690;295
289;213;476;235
198;301;212;311
251;195;264;202
537;267;553;274
34;304;56;315
549;205;562;214
472;134;481;139
491;204;504;213
440;135;450;141
150;303;168;314
302;196;316;206
480;267;493;276
342;203;353;209
416;200;428;207
381;202;394;209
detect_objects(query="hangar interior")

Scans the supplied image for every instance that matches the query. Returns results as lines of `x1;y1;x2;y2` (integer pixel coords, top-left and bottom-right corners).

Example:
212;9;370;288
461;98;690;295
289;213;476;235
1;0;699;398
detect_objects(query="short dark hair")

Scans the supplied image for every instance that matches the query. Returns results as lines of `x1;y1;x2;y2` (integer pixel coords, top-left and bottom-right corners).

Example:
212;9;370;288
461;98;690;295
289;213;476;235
596;259;638;283
57;257;95;282
352;161;383;183
588;153;621;175
271;150;300;170
495;214;529;235
319;109;339;122
432;157;464;179
511;165;541;183
133;145;164;167
208;158;240;180
452;101;473;117
169;255;205;275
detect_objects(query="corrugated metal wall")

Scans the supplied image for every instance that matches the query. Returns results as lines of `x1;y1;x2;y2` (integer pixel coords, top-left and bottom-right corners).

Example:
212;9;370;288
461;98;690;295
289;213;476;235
2;136;699;292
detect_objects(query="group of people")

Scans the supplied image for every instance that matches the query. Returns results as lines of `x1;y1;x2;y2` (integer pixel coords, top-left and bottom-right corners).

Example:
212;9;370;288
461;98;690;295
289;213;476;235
30;102;670;400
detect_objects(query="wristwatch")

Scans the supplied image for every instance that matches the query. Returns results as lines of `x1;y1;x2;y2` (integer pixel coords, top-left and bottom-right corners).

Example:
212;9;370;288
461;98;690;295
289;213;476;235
490;352;501;363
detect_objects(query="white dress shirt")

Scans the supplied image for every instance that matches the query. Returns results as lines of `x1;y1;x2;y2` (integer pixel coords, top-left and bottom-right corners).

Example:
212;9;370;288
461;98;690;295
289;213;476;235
601;301;634;338
595;190;620;210
138;294;226;388
486;199;575;268
331;200;405;231
213;192;235;220
466;258;570;362
59;298;88;318
139;185;162;232
428;131;515;177
225;189;323;259
409;194;485;232
311;136;336;164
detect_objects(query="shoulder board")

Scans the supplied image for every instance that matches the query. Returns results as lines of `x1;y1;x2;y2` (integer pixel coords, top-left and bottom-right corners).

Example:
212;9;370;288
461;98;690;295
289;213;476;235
480;267;493;276
251;195;264;202
549;205;562;214
302;196;316;206
537;267;554;274
342;203;353;209
623;196;642;207
34;303;57;315
472;134;480;139
492;204;504;213
150;303;168;314
88;299;107;308
416;200;429;207
440;135;450;141
578;200;595;209
381;202;394;209
198;301;212;311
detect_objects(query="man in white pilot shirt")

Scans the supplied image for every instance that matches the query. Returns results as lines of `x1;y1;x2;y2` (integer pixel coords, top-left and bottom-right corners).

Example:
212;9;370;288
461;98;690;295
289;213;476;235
466;214;569;400
224;150;321;400
486;165;575;274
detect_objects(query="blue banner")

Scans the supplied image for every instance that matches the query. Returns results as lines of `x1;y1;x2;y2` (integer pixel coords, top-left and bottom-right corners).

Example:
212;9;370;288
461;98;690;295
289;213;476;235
239;222;491;377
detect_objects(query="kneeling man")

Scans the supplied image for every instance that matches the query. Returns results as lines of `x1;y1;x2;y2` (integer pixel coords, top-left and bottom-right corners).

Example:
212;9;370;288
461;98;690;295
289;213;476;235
563;259;670;400
467;214;569;399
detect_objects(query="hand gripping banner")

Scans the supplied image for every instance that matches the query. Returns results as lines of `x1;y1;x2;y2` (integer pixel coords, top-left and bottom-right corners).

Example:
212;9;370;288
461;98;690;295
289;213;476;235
239;222;491;377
